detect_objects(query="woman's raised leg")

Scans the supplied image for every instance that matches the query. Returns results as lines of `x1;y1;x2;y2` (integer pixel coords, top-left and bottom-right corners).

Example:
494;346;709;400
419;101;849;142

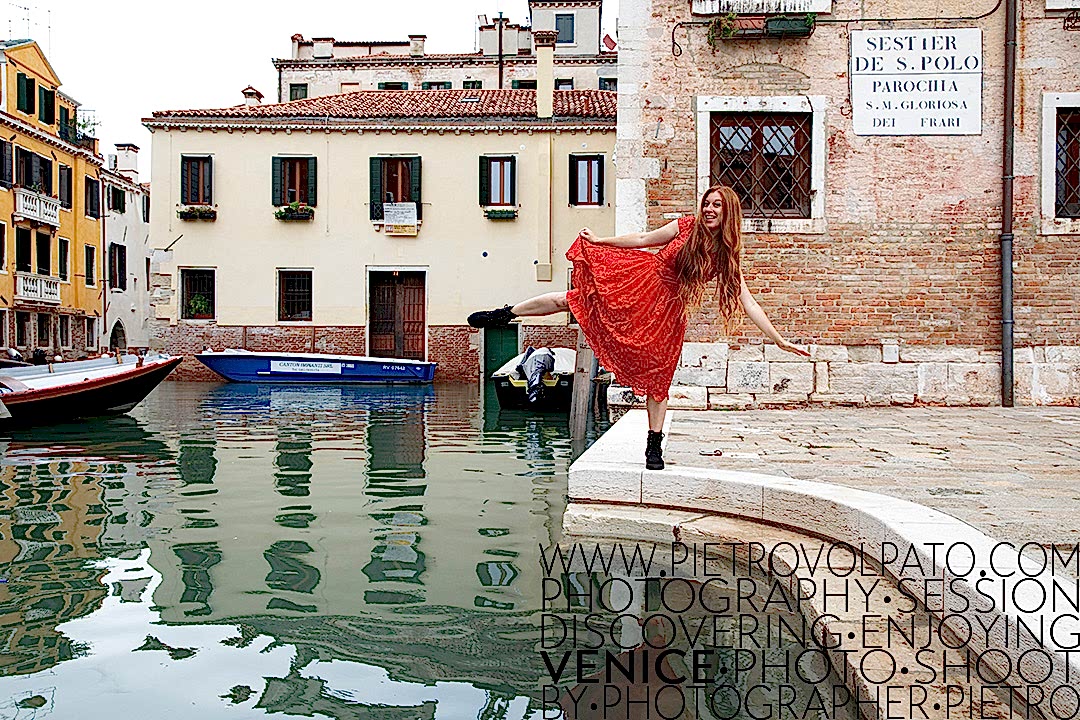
511;292;568;317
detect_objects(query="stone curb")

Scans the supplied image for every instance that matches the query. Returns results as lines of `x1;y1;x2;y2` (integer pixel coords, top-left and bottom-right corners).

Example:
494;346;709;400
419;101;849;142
569;410;1080;714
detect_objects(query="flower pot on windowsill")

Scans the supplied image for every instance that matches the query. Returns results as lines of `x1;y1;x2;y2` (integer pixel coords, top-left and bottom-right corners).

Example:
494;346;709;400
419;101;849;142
485;208;518;220
178;206;217;220
274;203;315;221
764;14;815;38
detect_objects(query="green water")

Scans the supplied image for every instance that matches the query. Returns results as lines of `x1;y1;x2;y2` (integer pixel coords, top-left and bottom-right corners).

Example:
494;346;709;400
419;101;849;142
0;382;572;719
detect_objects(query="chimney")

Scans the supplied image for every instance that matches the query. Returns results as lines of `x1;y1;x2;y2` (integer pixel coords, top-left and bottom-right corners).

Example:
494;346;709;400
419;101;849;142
312;37;334;59
291;33;304;60
114;143;140;181
533;30;557;120
409;34;427;57
242;86;264;106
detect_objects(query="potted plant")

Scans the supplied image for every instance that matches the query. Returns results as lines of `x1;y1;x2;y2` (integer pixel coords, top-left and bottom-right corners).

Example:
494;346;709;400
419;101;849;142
274;201;315;221
765;13;816;38
185;294;213;319
484;208;518;220
177;206;218;220
707;12;739;48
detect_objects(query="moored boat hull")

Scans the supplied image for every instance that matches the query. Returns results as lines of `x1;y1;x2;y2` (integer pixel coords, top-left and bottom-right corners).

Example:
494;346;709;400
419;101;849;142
196;351;437;384
0;356;183;429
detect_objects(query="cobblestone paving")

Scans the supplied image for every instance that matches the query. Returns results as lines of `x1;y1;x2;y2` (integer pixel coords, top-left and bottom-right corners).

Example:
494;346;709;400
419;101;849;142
663;407;1080;549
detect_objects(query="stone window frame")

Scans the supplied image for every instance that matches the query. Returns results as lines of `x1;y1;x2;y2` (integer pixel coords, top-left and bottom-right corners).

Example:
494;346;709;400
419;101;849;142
696;95;827;235
1041;92;1080;235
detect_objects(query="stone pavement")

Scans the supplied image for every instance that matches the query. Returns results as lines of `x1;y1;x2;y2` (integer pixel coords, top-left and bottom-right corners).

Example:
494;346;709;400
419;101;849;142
661;407;1080;550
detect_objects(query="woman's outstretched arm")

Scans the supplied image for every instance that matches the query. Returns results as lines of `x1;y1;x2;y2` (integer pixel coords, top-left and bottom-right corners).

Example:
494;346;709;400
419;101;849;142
580;219;680;249
739;277;811;356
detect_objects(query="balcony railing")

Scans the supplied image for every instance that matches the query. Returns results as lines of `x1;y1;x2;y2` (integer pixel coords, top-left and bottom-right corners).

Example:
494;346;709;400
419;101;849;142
15;272;61;305
59;120;97;151
13;187;62;227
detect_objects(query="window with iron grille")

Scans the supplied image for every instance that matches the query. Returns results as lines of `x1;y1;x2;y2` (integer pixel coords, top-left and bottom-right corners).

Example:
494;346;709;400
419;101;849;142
15;312;30;347
181;269;215;319
59;315;70;348
1057;108;1080;219
279;271;313;322
709;112;813;219
36;313;51;348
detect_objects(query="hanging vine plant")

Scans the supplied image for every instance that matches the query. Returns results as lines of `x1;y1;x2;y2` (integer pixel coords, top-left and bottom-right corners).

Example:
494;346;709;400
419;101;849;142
706;12;739;50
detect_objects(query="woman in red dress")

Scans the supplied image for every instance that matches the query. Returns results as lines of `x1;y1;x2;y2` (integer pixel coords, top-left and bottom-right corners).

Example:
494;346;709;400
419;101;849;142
468;186;809;470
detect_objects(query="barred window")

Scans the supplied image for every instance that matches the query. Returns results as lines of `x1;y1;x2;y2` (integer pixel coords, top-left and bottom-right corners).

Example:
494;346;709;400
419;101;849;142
1057;109;1080;219
279;270;313;322
181;269;215;320
710;112;813;219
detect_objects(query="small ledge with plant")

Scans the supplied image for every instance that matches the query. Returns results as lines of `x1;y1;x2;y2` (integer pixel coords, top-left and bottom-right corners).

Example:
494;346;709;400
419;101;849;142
706;12;816;46
275;202;315;221
484;207;518;220
177;206;217;221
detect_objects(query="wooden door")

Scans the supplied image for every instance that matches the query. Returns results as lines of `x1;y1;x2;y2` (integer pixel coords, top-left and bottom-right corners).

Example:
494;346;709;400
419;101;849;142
369;271;426;360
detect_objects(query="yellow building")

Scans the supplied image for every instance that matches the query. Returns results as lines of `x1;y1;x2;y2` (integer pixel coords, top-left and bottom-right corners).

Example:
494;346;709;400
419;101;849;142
0;40;104;359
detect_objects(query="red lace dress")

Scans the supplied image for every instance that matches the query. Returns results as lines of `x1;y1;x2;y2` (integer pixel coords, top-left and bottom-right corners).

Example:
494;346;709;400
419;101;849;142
565;215;697;402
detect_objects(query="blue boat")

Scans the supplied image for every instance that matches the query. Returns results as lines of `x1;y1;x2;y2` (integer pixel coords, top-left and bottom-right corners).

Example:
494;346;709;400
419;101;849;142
195;350;436;384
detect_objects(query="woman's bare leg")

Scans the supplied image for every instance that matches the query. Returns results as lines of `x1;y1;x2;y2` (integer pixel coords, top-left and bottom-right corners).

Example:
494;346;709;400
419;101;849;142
511;292;568;317
646;396;668;433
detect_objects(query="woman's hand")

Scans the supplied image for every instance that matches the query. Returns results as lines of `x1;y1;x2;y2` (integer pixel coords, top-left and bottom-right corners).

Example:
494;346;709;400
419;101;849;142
776;339;811;357
580;227;601;244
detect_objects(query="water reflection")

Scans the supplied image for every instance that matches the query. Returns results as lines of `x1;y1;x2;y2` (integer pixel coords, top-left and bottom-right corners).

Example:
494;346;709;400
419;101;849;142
0;382;572;718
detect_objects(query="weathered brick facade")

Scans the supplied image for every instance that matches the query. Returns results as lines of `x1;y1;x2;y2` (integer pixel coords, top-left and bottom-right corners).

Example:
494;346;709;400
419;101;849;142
614;0;1080;406
521;324;579;352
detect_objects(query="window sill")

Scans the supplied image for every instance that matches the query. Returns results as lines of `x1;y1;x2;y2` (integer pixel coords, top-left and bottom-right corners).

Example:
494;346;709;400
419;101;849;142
1040;217;1080;235
742;217;826;235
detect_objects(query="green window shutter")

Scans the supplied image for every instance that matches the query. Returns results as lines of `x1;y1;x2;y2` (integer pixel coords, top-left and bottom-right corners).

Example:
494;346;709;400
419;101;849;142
596;157;605;205
38;86;45;122
203;157;213;204
409;156;422;220
306;157;317;206
180;158;191;205
26;78;35;114
16;74;25;112
511;80;520;90
271;157;283;206
568;155;579;205
421;82;431;90
369;157;383;221
402;82;409;90
377;82;387;90
509;156;517;206
478;156;490;206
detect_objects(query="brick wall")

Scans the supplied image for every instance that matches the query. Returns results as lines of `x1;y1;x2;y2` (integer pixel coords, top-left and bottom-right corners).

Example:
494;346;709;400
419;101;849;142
427;325;480;383
611;0;1080;405
521;324;579;351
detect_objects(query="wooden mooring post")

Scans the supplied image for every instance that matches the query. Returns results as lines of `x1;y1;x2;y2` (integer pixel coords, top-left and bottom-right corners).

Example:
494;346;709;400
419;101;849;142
569;329;596;445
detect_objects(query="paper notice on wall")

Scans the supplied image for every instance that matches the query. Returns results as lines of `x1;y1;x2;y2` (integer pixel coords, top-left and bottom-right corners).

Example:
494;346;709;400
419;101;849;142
384;203;419;236
851;28;982;136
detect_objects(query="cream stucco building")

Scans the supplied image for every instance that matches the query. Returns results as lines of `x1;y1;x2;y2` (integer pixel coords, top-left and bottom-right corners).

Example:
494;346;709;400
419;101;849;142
144;32;615;381
102;144;152;351
275;0;616;102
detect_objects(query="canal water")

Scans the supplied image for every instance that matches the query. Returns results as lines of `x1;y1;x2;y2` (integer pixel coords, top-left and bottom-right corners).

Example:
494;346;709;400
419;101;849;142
0;382;574;719
0;383;855;719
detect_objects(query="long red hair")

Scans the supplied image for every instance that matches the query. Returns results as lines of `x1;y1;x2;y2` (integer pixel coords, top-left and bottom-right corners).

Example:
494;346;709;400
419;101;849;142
673;185;743;329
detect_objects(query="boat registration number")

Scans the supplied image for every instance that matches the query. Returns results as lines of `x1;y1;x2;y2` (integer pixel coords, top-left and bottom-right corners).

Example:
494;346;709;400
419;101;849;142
270;361;341;375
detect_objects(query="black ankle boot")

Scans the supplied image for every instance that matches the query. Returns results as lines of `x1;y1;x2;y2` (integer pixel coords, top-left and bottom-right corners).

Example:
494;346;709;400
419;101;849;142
645;430;665;470
467;304;517;329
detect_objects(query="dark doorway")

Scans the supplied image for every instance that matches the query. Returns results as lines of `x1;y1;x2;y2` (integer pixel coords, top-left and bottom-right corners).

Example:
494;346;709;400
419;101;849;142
109;320;127;351
369;271;426;361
